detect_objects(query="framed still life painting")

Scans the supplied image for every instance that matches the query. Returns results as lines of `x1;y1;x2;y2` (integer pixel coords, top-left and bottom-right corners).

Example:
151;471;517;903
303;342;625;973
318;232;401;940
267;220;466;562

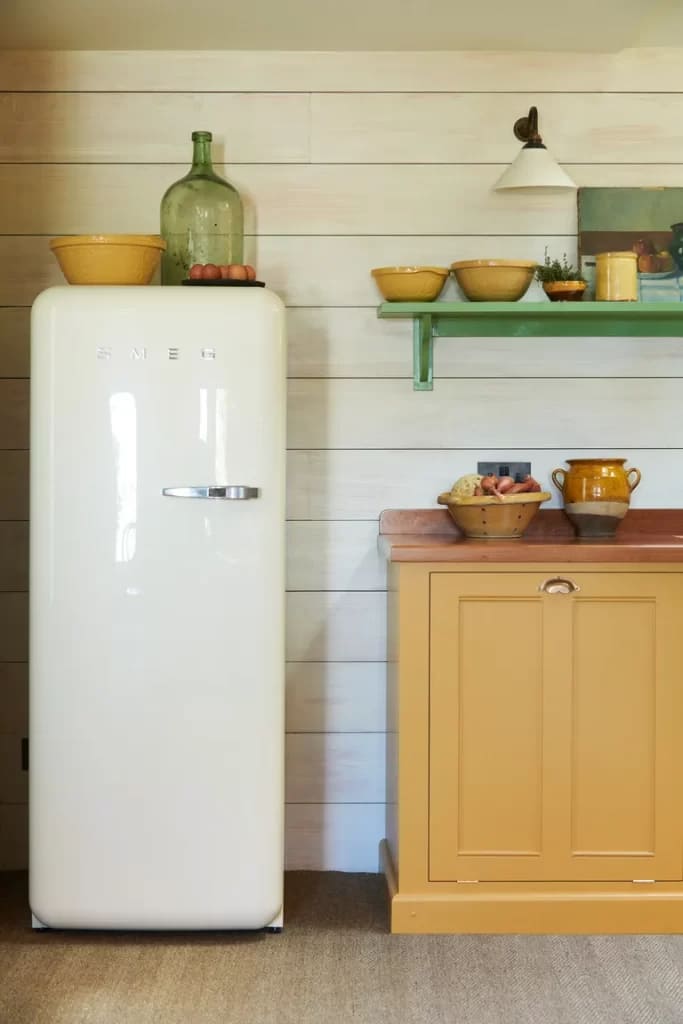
578;187;683;302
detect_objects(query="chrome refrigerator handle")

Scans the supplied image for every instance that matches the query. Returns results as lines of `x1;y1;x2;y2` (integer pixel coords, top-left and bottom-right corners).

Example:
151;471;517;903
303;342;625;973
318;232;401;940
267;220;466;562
162;485;260;499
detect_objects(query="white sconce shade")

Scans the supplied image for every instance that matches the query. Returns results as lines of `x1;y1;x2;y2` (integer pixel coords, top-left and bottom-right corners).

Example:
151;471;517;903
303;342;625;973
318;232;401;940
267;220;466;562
494;147;576;191
494;105;576;191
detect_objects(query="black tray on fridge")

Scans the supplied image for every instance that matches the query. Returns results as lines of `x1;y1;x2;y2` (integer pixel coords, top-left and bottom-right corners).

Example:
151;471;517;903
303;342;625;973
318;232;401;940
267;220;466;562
181;279;265;287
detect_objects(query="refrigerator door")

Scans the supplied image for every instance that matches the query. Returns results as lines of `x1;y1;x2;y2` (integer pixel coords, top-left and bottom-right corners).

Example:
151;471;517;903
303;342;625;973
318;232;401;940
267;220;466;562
29;286;285;929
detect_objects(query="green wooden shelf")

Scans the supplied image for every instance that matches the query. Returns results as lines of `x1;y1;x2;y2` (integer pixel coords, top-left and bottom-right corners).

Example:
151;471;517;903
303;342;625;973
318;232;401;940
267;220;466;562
377;301;683;391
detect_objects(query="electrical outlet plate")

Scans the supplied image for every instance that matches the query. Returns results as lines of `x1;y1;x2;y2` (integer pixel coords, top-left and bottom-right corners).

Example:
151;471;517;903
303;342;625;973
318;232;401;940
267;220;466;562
477;461;531;482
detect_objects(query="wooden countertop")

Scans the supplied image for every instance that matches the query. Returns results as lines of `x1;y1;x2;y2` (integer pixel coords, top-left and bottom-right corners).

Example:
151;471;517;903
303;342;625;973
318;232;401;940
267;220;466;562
379;509;683;563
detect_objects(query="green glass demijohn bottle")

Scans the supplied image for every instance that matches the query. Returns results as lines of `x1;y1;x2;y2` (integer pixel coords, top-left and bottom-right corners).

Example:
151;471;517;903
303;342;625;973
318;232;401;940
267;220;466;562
160;130;244;285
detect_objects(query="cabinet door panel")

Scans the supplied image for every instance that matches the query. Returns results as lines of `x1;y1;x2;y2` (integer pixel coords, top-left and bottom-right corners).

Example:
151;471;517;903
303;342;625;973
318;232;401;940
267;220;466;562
556;574;683;881
457;597;542;857
430;570;683;884
429;573;565;881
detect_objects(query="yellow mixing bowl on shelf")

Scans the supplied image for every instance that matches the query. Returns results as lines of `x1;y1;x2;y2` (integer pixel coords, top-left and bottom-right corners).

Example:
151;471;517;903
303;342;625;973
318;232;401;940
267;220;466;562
371;266;448;302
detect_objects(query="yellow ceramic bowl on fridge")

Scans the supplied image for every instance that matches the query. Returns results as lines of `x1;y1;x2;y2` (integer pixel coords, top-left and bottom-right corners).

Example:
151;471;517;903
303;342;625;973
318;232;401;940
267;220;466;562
371;266;448;302
450;259;537;302
49;234;166;285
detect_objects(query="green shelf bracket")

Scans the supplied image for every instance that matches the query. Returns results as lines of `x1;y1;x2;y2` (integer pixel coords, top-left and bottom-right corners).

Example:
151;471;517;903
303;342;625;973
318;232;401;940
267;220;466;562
412;314;433;390
377;301;683;390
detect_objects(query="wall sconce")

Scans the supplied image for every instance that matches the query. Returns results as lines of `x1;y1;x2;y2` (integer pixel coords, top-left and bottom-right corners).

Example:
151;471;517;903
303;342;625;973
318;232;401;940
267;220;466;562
494;106;576;191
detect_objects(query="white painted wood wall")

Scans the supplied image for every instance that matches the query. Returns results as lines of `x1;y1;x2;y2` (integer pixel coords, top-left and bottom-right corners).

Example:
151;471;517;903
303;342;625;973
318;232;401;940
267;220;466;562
1;47;683;871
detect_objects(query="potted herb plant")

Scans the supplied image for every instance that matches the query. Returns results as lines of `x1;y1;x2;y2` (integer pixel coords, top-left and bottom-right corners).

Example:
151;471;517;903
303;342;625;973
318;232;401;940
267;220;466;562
536;250;587;302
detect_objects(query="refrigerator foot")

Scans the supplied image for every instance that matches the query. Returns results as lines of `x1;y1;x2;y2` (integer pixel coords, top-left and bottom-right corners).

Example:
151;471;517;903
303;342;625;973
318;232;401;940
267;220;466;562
32;914;48;930
265;926;283;933
264;906;283;932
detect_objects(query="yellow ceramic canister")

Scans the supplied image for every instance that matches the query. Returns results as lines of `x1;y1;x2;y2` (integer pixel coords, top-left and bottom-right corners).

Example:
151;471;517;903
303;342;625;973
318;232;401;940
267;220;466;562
551;458;642;539
595;251;638;301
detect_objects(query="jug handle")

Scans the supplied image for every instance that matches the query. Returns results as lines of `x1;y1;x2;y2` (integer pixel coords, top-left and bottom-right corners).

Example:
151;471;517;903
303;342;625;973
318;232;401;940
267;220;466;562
551;468;565;492
627;468;641;492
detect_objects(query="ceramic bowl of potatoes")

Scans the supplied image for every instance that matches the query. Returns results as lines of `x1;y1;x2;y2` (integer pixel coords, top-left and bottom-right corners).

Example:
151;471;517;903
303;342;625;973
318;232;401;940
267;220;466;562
438;472;550;539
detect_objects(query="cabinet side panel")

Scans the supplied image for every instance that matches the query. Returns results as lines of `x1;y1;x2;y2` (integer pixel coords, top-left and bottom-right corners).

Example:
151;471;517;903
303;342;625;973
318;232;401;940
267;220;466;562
396;565;431;889
385;563;399;869
571;599;655;855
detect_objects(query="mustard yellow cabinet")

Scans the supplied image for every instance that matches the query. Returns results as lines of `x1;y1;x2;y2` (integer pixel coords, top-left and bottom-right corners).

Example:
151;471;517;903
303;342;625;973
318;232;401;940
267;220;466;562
383;562;683;934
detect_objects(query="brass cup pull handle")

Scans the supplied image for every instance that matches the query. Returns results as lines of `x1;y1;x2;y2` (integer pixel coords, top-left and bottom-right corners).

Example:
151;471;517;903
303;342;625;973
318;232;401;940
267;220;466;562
540;576;580;595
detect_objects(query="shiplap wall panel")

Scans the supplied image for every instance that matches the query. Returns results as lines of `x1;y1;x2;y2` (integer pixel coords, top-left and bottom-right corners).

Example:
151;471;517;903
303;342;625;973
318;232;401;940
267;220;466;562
286;592;386;663
0;381;29;450
9;91;683;166
0;520;383;594
0;309;30;378
285;803;384;872
0;726;387;809
0;236;571;307
286;450;683;520
0;804;28;870
286;733;386;803
6;164;683;238
286;522;385;591
0;164;576;236
0;239;64;305
0;453;29;521
286;662;386;733
311;93;683;164
288;308;683;379
0;594;28;663
7;305;683;382
0;735;26;804
288;379;683;451
0;664;28;733
0;93;311;164
0;523;28;591
2;47;683;872
3;49;683;93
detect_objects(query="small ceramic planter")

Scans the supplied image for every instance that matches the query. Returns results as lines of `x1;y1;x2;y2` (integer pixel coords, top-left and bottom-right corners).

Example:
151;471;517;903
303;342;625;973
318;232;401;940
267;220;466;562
542;281;587;302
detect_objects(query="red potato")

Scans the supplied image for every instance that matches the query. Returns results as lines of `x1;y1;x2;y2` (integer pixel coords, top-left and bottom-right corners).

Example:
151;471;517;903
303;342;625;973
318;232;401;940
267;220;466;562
189;264;204;279
244;264;256;281
506;476;541;495
227;264;248;281
202;264;221;280
480;475;498;495
496;476;515;494
480;474;509;499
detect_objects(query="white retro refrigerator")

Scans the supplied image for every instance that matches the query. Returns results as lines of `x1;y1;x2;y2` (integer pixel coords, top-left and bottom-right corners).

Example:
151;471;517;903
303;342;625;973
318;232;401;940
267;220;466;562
29;285;286;931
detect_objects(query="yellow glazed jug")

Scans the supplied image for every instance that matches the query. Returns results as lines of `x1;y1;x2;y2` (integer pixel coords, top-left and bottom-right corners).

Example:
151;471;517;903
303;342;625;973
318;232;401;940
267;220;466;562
551;458;641;538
